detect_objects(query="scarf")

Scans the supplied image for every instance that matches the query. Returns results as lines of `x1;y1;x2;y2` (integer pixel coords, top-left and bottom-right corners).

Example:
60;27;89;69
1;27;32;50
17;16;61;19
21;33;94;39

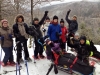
17;22;28;39
2;26;9;30
51;21;58;25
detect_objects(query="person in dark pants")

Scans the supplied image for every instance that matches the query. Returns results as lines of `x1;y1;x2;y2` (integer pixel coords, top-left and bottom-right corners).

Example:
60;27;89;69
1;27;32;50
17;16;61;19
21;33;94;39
0;19;15;66
32;11;48;59
67;35;91;65
47;15;62;43
13;14;31;64
59;19;67;52
65;9;78;37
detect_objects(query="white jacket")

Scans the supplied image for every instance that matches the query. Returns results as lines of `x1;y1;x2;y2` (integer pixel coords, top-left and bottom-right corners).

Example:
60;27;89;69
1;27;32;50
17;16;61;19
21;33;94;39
41;22;50;37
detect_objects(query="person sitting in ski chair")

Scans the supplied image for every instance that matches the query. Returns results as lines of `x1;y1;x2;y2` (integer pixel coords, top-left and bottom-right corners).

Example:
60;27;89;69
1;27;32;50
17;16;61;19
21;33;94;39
68;35;92;65
43;38;94;75
69;34;100;61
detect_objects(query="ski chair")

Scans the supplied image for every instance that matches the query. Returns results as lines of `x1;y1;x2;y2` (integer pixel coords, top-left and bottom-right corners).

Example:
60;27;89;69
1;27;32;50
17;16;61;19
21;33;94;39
42;39;95;75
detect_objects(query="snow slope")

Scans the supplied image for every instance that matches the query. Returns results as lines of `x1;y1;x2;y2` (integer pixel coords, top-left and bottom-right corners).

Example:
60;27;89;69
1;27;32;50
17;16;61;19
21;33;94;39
0;39;100;75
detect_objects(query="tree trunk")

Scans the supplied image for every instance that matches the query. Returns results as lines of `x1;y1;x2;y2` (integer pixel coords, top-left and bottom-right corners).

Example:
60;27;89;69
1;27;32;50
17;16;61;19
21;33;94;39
31;0;33;22
0;0;2;21
16;0;19;14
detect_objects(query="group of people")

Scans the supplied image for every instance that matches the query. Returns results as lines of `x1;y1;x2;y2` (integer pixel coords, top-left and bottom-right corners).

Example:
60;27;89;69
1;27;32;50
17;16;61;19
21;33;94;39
0;9;99;68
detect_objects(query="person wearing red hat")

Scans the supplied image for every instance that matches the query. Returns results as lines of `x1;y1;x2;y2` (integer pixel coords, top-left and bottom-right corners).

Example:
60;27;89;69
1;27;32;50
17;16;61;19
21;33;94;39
0;19;15;66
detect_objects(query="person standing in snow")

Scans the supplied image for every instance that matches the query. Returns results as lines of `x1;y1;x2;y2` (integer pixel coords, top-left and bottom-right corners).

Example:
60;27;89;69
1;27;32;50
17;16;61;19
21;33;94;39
13;15;31;64
41;16;50;37
65;9;78;37
32;11;48;59
59;19;67;52
0;19;15;66
47;15;62;43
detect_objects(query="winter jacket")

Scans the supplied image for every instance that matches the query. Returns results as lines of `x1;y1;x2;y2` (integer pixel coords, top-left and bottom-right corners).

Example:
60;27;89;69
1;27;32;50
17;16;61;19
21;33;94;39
0;27;13;47
13;23;29;42
71;38;80;45
65;11;78;33
32;13;48;40
47;24;62;41
60;26;67;43
41;22;50;36
67;37;91;59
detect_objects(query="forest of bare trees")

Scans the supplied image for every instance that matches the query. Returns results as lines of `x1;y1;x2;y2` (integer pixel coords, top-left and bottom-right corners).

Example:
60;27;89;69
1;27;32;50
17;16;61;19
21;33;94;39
0;0;63;26
0;0;100;44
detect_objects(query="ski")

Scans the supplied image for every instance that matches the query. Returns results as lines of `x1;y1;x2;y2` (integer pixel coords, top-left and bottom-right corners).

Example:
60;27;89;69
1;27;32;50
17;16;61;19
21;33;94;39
57;66;81;75
1;66;22;75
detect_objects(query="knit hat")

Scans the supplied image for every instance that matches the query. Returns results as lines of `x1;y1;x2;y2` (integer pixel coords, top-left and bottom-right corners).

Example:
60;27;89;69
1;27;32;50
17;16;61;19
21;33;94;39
33;18;39;21
80;36;86;41
75;33;79;36
1;19;8;25
53;15;58;20
73;15;77;18
60;19;64;23
46;16;50;20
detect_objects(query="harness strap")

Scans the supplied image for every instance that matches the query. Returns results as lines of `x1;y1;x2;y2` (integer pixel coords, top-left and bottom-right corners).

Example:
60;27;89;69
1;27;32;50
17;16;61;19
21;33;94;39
52;51;59;65
70;57;78;68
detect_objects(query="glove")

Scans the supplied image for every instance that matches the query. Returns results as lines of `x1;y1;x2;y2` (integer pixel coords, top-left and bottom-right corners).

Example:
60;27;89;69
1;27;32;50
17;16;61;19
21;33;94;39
9;34;12;38
0;36;4;40
68;9;71;12
42;28;46;32
45;11;48;14
44;35;49;40
56;32;61;37
68;33;74;37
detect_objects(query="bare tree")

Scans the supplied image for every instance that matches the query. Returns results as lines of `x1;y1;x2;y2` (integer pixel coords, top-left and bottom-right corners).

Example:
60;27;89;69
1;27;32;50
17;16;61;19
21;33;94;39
31;0;63;22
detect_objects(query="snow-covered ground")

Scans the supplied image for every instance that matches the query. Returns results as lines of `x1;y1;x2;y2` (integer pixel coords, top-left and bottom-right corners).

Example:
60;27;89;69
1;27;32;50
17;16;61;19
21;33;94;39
0;39;100;75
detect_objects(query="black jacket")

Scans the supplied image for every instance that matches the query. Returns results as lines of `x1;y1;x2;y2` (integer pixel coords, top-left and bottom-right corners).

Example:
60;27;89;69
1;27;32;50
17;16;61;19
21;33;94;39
71;38;80;45
67;37;91;60
32;13;48;40
13;23;29;42
65;11;78;33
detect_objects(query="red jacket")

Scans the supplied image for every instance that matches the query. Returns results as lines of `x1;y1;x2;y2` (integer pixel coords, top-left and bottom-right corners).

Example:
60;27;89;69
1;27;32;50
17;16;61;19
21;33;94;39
60;26;67;43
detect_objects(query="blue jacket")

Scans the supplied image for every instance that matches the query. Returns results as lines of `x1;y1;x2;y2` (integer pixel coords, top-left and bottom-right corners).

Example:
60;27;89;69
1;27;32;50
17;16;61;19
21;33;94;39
47;24;62;41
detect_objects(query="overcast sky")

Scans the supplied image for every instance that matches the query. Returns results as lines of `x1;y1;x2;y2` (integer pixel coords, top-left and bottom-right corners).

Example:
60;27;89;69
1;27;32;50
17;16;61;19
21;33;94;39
42;0;100;7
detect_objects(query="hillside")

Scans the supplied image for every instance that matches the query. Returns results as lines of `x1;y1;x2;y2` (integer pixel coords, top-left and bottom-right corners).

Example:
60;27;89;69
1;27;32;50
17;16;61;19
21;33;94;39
38;1;100;44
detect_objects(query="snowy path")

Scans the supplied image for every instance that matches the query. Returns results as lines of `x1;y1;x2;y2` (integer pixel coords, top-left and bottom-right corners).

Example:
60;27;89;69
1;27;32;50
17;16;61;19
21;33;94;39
0;39;100;75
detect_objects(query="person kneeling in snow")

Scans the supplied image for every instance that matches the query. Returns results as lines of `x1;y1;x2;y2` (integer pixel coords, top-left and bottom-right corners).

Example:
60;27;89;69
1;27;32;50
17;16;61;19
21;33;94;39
67;35;91;65
0;19;15;66
70;34;100;60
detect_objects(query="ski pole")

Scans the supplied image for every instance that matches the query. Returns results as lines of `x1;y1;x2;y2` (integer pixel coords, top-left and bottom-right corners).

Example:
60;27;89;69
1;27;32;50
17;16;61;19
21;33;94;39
33;40;36;63
21;43;29;75
46;63;54;75
14;41;21;75
0;45;2;71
